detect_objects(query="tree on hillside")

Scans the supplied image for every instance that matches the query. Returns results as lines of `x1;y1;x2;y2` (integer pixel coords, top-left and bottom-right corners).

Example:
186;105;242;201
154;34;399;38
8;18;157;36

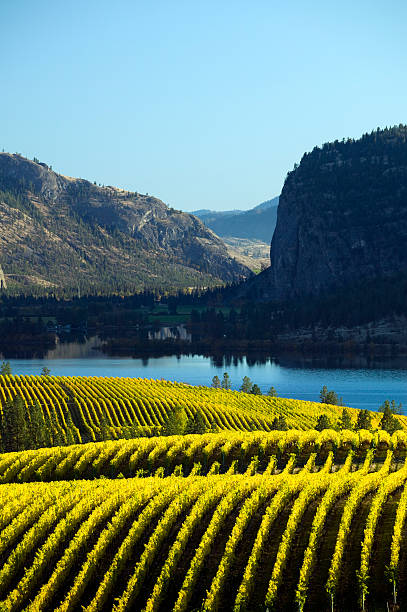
320;386;328;403
0;361;11;376
316;414;332;431
251;384;262;395
270;416;288;431
379;402;402;435
240;376;253;393
391;400;402;414
41;366;51;376
162;408;188;436
338;408;353;430
211;375;221;389
221;372;231;390
98;413;113;441
320;386;342;405
185;411;207;434
30;401;49;449
48;410;65;447
267;386;277;397
356;409;372;431
0;396;30;452
379;399;402;415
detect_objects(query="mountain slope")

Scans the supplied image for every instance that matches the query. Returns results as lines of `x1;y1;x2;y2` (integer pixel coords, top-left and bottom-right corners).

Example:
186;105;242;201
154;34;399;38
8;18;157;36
253;126;407;301
0;154;250;294
193;196;279;242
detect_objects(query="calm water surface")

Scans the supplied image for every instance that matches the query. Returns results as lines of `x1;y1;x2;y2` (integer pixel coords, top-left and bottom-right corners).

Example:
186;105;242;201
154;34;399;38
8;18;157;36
4;337;407;412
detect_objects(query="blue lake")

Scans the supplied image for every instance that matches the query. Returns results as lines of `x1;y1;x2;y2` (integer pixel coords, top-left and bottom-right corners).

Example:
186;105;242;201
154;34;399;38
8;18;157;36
4;337;407;412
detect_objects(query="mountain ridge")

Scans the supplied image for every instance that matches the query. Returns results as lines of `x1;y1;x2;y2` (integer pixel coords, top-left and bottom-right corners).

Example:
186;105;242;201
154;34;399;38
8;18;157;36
192;196;279;242
0;153;251;295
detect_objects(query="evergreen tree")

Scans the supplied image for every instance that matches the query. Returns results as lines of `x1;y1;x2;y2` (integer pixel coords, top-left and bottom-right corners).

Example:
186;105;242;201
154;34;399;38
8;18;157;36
14;395;30;450
0;396;30;451
326;390;340;405
221;372;231;390
320;386;340;405
0;361;11;376
162;408;188;436
267;386;277;397
380;403;403;435
240;376;253;393
270;416;288;431
0;401;9;452
211;375;221;389
320;386;328;403
338;408;353;430
30;401;49;449
98;413;112;441
126;420;142;440
316;414;332;431
378;399;402;415
250;384;262;395
356;409;372;431
390;400;402;415
185;411;207;434
379;399;391;413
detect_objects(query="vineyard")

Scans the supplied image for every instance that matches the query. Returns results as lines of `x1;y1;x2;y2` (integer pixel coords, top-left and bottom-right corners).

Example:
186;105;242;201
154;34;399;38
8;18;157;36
1;445;407;610
0;374;405;448
1;375;407;610
2;429;407;483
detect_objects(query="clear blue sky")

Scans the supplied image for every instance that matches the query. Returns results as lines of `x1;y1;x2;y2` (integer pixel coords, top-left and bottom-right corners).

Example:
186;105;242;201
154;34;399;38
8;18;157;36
1;0;406;211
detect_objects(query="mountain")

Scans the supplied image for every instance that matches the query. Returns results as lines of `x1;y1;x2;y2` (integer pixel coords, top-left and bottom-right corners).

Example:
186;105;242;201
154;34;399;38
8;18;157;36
250;197;280;212
192;208;242;221
253;126;407;301
0;154;250;295
192;197;279;242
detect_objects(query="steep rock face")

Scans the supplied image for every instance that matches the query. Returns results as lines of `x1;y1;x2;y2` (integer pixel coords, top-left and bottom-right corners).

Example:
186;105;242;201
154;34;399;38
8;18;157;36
0;265;6;289
0;154;250;293
261;126;407;300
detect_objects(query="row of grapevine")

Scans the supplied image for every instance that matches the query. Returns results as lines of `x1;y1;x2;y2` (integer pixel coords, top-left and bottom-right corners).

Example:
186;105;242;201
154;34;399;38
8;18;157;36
1;374;400;446
2;464;407;610
2;429;407;483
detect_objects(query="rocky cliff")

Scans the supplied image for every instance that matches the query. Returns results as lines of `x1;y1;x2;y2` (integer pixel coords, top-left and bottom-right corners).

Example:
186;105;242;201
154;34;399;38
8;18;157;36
0;154;250;294
258;126;407;300
0;265;6;290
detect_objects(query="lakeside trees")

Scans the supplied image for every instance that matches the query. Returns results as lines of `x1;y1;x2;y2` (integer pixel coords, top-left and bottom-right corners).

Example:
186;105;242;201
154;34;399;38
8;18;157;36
0;361;11;375
320;385;343;406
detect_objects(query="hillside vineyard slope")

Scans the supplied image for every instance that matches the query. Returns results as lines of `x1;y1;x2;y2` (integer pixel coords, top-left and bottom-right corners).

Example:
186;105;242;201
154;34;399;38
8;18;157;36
0;153;250;294
1;453;407;610
258;126;407;300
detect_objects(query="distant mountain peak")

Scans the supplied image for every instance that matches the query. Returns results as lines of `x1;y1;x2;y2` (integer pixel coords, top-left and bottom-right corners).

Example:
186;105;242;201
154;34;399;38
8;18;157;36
193;196;280;243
